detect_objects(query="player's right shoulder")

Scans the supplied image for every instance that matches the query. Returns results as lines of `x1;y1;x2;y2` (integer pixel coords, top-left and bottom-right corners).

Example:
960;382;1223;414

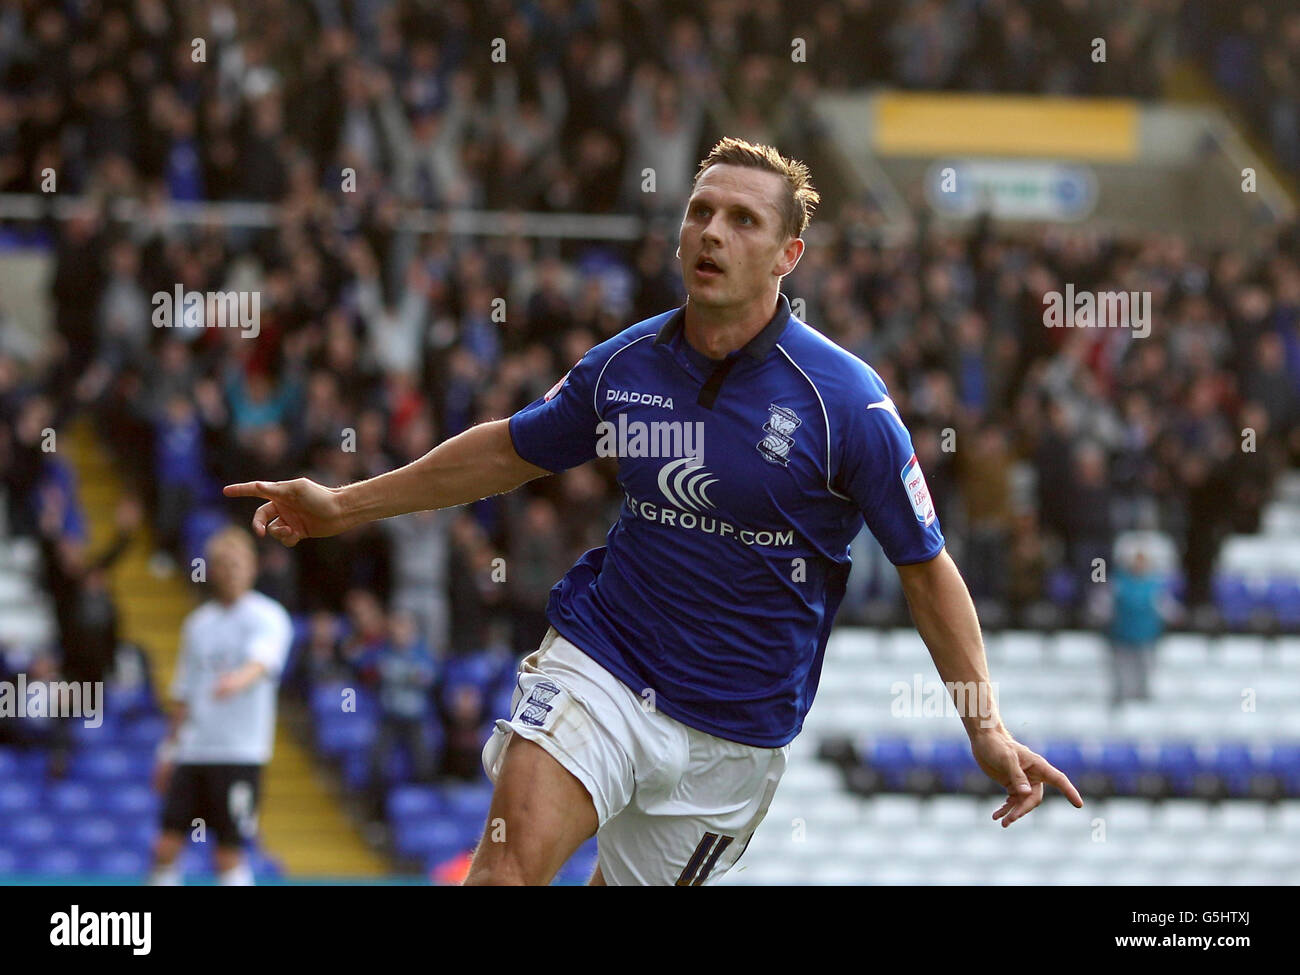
550;308;677;405
582;312;671;366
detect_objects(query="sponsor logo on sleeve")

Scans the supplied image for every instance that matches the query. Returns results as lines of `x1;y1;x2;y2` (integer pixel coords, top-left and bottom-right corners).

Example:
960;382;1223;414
900;453;935;527
544;372;570;402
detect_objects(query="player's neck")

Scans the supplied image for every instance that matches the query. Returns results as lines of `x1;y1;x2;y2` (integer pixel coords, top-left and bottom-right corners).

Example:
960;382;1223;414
682;291;779;361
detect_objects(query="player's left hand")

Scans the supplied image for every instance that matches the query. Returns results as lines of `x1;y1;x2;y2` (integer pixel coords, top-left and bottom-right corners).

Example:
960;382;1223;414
213;672;246;698
970;729;1083;828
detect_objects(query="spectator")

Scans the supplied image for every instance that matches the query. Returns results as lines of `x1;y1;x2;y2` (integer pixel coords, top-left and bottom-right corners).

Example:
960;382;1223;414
1106;547;1175;707
362;610;438;817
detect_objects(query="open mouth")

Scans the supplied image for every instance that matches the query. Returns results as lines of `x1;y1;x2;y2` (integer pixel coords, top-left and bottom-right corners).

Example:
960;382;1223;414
695;256;724;278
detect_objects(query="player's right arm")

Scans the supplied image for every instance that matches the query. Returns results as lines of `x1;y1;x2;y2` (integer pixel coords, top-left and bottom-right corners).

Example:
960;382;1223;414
224;418;550;547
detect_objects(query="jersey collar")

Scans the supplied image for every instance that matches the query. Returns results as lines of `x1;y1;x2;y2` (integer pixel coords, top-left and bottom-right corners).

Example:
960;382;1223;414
653;291;792;363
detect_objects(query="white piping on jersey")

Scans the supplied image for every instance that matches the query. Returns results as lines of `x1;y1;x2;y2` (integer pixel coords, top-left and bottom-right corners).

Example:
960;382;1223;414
775;342;853;501
867;395;905;430
593;333;657;416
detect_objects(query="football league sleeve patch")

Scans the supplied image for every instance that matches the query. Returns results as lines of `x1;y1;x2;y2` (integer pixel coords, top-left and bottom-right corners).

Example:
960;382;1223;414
508;349;606;473
838;391;945;565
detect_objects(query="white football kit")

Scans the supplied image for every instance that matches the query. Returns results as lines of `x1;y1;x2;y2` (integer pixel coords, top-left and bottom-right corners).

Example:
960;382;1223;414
170;590;293;765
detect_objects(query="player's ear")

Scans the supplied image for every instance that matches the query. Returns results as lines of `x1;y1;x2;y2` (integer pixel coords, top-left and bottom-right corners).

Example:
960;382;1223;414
776;236;804;277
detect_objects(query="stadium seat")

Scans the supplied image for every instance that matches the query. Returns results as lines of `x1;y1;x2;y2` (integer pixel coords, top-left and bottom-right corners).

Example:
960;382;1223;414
387;785;444;823
1051;632;1107;668
1209;801;1270;835
5;813;58;849
1152;801;1213;833
0;781;42;814
66;816;120;851
396;818;475;859
103;783;158;818
310;683;349;718
47;781;98;815
1211;742;1260;796
119;714;167;748
27;848;87;877
1154;742;1199;793
864;737;915;789
925;739;978;790
438;782;493;820
69;747;151;783
315;715;377;757
93;848;150;877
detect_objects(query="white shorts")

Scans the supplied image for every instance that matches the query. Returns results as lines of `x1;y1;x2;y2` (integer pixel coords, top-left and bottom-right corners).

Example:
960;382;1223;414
482;627;789;886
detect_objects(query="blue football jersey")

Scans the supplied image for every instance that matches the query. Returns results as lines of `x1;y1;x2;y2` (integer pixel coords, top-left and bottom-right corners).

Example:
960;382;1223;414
509;292;945;746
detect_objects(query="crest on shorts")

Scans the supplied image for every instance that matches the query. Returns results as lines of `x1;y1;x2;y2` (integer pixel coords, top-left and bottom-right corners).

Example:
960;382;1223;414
757;404;801;466
518;680;561;727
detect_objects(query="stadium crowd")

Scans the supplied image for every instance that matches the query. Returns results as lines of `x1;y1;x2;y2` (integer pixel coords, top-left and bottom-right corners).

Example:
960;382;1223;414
0;0;1297;808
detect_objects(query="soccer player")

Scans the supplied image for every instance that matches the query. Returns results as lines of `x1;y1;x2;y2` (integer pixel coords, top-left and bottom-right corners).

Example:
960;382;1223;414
149;526;293;886
225;137;1082;886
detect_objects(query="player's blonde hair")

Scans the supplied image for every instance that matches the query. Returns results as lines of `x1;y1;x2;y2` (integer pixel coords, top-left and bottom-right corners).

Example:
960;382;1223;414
692;137;820;240
205;524;257;561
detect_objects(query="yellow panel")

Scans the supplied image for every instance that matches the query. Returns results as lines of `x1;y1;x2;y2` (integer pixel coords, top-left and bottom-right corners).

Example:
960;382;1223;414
875;93;1138;161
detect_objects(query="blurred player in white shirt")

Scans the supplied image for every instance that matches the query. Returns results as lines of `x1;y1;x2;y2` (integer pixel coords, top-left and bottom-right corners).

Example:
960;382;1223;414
148;527;292;886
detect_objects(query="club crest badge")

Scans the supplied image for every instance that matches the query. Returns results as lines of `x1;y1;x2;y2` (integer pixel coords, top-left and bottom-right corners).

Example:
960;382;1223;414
518;680;561;727
757;404;801;466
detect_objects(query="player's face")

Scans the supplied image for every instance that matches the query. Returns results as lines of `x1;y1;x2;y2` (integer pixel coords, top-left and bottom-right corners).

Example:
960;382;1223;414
208;539;257;602
678;164;801;310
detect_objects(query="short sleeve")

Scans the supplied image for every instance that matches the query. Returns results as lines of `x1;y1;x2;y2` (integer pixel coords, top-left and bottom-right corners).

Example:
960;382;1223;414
508;342;613;473
835;382;945;566
248;601;293;676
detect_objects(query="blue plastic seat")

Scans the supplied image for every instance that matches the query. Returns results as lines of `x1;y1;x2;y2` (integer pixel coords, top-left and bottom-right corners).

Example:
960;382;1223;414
7;813;58;849
121;819;159;851
28;847;86;877
1269;579;1300;625
311;683;349;718
93;848;149;877
1155;742;1199;793
0;781;42;814
120;714;167;748
1043;741;1086;776
866;737;916;788
388;785;443;823
1098;741;1143;791
67;816;119;851
439;781;493;820
926;739;977;789
48;781;98;815
442;653;491;688
106;684;153;717
396;818;471;858
315;715;377;756
104;783;158;818
69;747;144;783
1214;576;1253;627
1213;742;1256;795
